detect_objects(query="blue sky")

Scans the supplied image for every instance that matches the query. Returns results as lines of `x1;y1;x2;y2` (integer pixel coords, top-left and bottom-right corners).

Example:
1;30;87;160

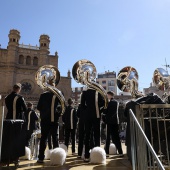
1;0;170;90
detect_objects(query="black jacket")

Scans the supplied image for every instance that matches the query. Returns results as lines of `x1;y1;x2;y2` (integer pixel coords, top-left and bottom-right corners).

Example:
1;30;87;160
81;89;105;120
62;105;77;129
104;98;119;125
25;108;39;131
37;91;60;123
77;103;86;122
5;91;27;120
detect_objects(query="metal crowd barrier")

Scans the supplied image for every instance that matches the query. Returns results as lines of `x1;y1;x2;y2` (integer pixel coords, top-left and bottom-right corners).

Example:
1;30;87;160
129;109;165;170
137;104;170;168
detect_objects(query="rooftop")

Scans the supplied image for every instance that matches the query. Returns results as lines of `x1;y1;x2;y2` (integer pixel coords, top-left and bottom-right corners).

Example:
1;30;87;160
19;43;39;50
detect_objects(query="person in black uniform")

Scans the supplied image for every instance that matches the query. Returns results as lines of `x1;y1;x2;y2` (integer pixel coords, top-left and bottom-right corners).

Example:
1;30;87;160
5;83;27;120
4;83;27;165
48;106;61;150
62;98;77;154
37;90;61;163
25;102;39;147
77;103;84;158
81;88;104;162
103;91;123;156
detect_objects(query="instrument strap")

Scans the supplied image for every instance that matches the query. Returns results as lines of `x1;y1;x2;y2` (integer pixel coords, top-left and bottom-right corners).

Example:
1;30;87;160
27;111;32;130
95;91;100;118
116;101;120;124
13;96;19;119
70;109;74;129
51;95;57;122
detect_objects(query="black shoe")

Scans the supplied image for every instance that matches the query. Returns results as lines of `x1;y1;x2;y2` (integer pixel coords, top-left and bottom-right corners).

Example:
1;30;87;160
37;160;44;163
77;156;81;158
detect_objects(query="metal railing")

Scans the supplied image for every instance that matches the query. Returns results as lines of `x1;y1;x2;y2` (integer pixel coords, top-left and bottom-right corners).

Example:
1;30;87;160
129;109;165;170
137;104;170;167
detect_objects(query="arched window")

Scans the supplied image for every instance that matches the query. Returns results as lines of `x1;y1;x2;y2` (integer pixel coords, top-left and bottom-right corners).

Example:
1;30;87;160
33;57;38;66
26;56;31;65
19;55;24;64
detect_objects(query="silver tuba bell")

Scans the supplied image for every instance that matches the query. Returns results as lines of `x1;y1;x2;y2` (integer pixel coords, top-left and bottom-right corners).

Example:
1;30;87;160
117;66;141;98
35;65;65;115
72;59;108;109
153;68;170;91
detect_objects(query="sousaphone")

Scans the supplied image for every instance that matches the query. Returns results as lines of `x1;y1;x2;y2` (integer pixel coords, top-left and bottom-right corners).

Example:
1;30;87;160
117;66;141;98
72;59;108;109
35;65;65;115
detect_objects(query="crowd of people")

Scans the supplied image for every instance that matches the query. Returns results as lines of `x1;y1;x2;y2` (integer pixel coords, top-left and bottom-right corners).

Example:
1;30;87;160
4;83;124;163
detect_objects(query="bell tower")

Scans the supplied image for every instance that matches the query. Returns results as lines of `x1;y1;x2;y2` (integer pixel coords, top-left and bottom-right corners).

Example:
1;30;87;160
7;29;20;63
39;34;50;65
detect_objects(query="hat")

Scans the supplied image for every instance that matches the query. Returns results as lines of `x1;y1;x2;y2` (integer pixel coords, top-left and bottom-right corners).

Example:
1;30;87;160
13;83;22;89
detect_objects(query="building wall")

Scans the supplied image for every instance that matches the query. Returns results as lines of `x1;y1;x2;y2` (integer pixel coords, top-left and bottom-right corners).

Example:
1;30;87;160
72;87;86;105
96;71;117;94
0;29;71;103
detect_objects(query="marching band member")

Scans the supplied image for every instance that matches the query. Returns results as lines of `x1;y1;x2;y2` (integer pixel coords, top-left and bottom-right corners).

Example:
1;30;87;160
25;102;39;147
5;83;27;120
62;98;78;155
5;83;27;165
81;88;104;162
103;91;123;157
37;90;61;163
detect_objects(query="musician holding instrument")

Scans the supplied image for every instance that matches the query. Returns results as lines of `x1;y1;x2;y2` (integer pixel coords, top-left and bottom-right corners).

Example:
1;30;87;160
81;88;104;161
103;91;123;157
35;65;65;163
72;59;107;162
36;89;61;163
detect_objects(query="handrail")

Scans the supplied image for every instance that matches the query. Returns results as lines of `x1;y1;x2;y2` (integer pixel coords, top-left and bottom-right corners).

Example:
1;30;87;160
129;109;165;170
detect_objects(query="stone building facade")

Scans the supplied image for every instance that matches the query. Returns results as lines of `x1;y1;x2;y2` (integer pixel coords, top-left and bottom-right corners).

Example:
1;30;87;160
0;29;71;103
96;71;117;95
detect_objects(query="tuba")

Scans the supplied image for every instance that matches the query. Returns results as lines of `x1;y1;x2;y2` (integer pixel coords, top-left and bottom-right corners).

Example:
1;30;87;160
153;68;170;91
35;65;65;114
117;66;141;98
72;59;108;109
153;68;170;101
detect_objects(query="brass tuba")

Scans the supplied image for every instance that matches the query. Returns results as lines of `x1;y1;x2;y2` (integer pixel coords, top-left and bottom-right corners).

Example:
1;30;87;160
72;59;108;109
117;66;141;98
153;68;170;91
35;65;65;114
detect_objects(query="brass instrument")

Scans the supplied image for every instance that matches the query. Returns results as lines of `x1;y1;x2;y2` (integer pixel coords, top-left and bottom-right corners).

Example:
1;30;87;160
117;66;141;98
35;65;65;114
153;68;170;91
72;59;108;108
30;129;41;159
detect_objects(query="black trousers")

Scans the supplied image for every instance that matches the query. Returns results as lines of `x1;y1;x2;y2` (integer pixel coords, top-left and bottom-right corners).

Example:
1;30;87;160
64;128;76;153
84;118;101;159
105;124;123;155
78;120;85;156
48;131;52;150
38;122;59;160
26;130;33;147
